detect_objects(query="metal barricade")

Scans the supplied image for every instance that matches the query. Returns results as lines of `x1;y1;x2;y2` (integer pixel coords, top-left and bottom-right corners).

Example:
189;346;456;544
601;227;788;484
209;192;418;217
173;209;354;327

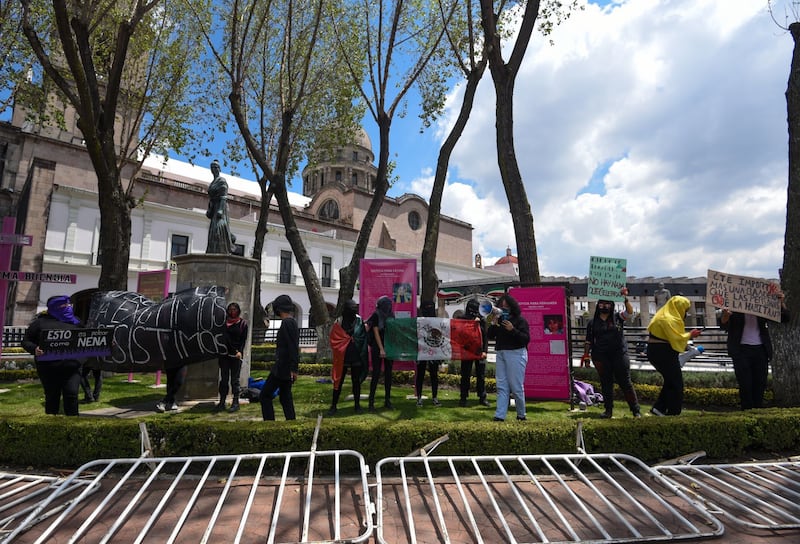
375;452;723;544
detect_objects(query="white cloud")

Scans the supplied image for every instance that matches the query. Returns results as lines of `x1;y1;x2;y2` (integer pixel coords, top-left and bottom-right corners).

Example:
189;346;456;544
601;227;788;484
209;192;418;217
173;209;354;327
422;0;791;280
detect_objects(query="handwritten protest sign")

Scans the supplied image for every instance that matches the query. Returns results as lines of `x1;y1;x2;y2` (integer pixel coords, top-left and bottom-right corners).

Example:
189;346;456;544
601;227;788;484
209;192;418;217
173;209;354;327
588;256;627;301
706;269;782;321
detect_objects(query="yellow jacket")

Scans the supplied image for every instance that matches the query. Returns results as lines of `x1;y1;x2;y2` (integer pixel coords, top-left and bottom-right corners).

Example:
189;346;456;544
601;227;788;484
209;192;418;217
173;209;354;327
647;295;692;352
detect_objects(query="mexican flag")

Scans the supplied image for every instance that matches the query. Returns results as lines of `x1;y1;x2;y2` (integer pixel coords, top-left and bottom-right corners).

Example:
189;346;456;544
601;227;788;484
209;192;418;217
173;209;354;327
384;318;483;361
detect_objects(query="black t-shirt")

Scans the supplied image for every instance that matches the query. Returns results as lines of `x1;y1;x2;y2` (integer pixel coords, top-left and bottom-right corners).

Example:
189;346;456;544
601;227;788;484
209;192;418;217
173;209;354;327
587;313;627;354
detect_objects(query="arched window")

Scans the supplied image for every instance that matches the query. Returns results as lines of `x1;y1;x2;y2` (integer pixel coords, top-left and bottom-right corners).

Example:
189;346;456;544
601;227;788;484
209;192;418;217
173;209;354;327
408;210;421;231
319;199;340;220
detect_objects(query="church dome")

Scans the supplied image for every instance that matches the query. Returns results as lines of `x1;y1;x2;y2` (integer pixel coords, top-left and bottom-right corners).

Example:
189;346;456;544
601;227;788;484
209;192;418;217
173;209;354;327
354;126;372;153
495;247;518;265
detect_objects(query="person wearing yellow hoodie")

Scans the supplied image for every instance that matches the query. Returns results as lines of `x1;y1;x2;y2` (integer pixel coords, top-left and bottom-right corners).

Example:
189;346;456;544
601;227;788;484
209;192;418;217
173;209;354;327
646;296;702;416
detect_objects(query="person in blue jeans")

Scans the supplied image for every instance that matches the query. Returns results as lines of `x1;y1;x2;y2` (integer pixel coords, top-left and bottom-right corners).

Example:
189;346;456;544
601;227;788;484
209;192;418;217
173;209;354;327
487;294;530;422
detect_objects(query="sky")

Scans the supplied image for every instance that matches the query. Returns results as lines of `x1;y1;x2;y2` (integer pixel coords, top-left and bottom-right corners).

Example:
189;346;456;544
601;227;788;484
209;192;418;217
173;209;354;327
370;0;794;281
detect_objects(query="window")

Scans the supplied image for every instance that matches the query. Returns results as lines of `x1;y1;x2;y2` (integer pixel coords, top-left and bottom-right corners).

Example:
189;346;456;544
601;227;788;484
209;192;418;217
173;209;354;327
322;256;332;288
320;172;325;186
232;243;245;256
351;173;358;186
280;250;292;284
352;151;358;161
319;199;339;220
171;234;189;259
408;210;421;231
335;170;342;182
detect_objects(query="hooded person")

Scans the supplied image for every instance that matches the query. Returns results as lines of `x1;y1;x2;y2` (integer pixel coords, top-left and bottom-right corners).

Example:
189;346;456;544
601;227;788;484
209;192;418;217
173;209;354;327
365;295;395;411
459;298;490;407
213;302;249;413
260;295;300;421
327;299;368;415
581;292;641;419
646;295;702;416
22;295;84;416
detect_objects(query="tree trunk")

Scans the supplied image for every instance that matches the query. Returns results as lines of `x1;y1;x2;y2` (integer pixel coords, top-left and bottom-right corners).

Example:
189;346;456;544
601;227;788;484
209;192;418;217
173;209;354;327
250;179;273;328
772;22;800;407
421;63;487;303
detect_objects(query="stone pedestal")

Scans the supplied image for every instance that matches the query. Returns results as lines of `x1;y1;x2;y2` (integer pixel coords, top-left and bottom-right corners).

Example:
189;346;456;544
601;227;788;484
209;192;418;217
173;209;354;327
173;254;259;401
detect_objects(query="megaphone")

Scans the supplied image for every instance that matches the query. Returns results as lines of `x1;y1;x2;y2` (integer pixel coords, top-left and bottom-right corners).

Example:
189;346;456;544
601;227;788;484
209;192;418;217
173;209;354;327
479;300;506;324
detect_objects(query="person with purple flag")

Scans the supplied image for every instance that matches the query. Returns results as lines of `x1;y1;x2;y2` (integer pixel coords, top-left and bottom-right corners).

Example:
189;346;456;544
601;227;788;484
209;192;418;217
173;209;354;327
22;295;84;416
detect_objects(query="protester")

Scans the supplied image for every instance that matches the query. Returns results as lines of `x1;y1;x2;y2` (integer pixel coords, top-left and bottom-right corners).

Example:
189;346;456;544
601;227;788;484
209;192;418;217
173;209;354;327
22;295;83;416
156;364;187;412
487;294;530;422
260;295;299;420
366;295;395;411
327;299;368;415
720;290;790;410
646;295;701;416
80;365;102;403
459;298;489;407
415;300;442;407
214;302;248;413
581;289;641;418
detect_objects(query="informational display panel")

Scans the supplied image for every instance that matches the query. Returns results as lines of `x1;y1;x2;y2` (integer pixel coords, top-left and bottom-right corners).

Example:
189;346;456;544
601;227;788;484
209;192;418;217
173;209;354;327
509;286;570;401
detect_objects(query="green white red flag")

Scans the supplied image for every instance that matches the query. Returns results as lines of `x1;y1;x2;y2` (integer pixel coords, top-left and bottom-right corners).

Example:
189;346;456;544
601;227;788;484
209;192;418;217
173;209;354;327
384;318;483;361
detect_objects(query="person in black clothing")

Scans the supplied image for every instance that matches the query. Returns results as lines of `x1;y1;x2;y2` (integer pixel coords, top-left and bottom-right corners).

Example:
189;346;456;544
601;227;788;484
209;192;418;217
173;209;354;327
720;290;790;410
22;295;83;416
156;364;187;412
366;295;394;411
415;300;442;407
487;294;530;422
581;289;641;418
327;299;368;415
80;365;102;403
261;295;299;420
214;302;249;413
459;298;489;407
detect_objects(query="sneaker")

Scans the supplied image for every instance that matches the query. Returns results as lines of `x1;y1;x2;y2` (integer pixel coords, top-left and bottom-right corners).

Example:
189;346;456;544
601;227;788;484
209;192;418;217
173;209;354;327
167;403;179;412
416;398;423;407
600;412;613;419
633;411;642;418
155;401;167;413
228;403;240;413
650;407;665;417
458;399;467;407
432;398;441;407
354;406;364;414
516;416;527;421
384;401;393;409
493;417;505;422
479;397;490;407
326;407;337;416
212;402;226;413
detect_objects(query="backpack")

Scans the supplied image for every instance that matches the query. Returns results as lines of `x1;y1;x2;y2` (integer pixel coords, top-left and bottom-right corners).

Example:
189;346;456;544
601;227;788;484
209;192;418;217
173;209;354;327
352;316;369;365
573;380;603;406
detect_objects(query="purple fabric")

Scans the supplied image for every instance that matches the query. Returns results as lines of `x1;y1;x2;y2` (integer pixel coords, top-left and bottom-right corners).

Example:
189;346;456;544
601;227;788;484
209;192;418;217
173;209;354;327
47;296;80;325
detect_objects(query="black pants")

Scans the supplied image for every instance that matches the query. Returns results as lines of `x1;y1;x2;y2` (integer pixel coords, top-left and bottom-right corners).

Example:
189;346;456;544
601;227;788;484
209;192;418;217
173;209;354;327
332;364;363;408
415;361;440;399
164;365;188;404
647;343;683;415
368;348;393;405
592;350;640;415
37;363;81;416
260;374;295;420
218;356;242;403
732;344;769;410
459;360;486;401
80;366;103;401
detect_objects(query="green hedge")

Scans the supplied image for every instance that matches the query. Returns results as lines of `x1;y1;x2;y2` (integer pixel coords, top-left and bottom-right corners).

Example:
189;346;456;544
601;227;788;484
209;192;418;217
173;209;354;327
3;410;799;470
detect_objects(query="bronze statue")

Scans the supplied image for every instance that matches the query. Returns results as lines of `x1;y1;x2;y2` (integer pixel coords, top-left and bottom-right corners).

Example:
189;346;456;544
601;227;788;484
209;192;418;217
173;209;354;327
206;160;236;254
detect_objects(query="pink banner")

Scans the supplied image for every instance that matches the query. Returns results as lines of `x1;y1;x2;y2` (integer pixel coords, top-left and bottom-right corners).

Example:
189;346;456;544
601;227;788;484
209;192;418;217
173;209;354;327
509;286;571;401
360;259;417;370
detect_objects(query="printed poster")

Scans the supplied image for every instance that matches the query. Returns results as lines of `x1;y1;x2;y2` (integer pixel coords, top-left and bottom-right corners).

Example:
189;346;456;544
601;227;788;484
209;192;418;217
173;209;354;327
359;258;417;370
509;286;570;401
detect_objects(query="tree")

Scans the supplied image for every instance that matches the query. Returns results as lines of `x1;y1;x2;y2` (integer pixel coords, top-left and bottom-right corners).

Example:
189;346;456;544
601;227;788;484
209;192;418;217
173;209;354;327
0;1;33;114
770;4;800;406
476;0;579;285
332;0;456;314
19;0;204;289
194;0;362;354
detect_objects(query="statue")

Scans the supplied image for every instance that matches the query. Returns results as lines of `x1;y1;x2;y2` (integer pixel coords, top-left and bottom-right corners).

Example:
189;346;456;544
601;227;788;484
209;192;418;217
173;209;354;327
206;160;236;254
654;282;671;309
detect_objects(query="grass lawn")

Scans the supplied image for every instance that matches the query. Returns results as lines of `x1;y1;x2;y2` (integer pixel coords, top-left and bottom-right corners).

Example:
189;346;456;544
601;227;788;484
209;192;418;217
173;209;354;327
0;372;704;422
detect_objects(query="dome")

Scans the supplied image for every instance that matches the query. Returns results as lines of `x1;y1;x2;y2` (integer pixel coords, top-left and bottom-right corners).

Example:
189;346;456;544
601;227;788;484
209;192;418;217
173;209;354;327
354;126;372;153
495;247;518;264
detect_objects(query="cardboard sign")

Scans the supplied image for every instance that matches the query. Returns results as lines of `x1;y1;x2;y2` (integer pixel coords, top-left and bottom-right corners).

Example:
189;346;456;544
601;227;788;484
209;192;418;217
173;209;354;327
38;328;114;361
706;269;782;321
588;256;627;301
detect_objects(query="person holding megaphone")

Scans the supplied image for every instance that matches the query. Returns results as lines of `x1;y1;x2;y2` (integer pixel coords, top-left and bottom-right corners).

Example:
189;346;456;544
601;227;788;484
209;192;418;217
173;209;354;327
487;294;530;422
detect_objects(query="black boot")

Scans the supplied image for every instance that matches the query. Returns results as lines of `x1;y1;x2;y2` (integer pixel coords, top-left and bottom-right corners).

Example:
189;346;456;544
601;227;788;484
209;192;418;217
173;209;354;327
212;398;226;413
368;378;379;411
327;388;341;416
